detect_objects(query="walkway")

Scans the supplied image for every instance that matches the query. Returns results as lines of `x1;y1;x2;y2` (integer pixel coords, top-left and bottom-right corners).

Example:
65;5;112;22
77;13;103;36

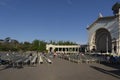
0;58;120;80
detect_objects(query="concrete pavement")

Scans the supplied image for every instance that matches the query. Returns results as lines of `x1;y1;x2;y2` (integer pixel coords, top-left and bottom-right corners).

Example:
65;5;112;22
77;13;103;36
0;58;120;80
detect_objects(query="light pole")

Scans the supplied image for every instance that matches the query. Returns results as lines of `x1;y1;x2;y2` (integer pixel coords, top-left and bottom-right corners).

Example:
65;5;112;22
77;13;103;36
106;35;109;54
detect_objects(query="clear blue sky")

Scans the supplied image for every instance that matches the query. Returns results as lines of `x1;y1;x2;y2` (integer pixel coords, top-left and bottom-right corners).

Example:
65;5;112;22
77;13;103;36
0;0;119;44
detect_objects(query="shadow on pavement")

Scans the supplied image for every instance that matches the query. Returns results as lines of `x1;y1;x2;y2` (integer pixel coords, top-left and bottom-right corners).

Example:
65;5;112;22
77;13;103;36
0;65;12;71
100;62;120;69
90;65;120;79
0;65;23;71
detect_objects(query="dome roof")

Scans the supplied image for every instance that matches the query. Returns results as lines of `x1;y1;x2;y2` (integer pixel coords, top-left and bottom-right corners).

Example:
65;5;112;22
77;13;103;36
112;2;120;15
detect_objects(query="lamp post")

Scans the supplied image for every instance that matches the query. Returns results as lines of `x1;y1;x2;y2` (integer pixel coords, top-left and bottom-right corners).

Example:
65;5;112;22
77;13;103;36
106;35;109;54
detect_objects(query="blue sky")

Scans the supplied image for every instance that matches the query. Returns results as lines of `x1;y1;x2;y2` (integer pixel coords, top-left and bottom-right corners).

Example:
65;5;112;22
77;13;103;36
0;0;119;44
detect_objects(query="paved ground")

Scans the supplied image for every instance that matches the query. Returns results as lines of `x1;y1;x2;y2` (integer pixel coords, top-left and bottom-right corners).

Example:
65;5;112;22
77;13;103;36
0;58;120;80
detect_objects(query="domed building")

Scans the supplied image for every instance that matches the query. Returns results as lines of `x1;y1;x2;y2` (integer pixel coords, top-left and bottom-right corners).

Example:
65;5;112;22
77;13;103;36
87;2;120;55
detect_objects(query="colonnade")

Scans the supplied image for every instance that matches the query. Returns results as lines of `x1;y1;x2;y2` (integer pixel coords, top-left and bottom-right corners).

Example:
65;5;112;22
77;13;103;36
46;44;80;53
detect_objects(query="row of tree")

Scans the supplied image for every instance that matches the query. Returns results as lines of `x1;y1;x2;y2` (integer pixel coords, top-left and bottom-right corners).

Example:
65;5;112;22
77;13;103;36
0;37;78;52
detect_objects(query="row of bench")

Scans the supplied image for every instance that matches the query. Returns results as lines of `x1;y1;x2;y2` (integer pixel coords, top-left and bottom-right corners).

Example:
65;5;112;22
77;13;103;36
58;53;100;64
0;52;52;68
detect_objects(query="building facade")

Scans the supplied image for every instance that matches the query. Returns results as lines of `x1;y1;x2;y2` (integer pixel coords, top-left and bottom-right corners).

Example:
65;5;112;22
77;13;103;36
46;44;80;53
87;8;120;55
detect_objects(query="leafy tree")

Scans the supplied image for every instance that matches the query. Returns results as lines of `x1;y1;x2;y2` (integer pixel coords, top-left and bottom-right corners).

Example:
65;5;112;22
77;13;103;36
0;37;78;52
31;40;40;51
22;41;32;51
39;40;46;52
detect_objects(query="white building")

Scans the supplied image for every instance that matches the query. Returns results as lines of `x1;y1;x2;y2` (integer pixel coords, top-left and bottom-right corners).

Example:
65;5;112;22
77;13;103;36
87;4;120;55
46;44;80;53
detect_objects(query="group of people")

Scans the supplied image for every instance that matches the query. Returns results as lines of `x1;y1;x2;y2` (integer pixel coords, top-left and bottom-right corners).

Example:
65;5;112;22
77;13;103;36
105;55;120;64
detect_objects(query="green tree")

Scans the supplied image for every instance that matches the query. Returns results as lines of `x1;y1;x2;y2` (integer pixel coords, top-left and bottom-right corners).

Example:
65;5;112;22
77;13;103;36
31;40;40;51
39;40;46;52
31;40;46;52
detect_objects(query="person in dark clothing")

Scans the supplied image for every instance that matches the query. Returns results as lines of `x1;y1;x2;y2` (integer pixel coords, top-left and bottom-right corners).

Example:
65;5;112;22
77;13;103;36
109;55;116;64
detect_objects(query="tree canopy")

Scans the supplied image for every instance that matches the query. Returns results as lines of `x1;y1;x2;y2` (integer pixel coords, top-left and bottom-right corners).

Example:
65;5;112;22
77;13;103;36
0;37;78;52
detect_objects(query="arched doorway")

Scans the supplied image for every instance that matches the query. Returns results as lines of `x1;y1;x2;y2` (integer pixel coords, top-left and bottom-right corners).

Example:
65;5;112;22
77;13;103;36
49;47;53;52
95;28;112;53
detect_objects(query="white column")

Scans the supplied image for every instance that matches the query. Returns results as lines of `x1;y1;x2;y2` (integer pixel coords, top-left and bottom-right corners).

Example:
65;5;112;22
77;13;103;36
118;8;120;55
106;36;109;54
69;48;70;53
65;48;67;53
52;47;55;53
61;48;63;53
